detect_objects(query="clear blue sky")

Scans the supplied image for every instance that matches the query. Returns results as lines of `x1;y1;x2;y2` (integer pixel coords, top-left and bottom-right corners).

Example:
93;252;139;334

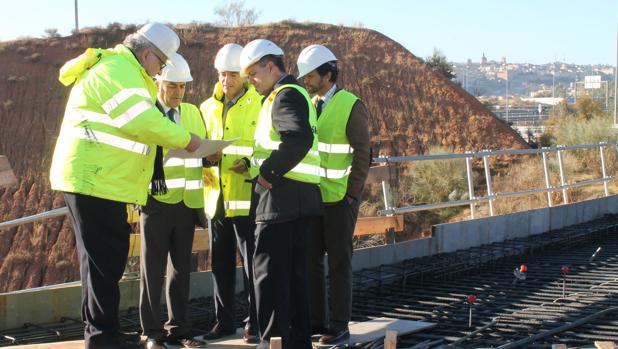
1;0;617;65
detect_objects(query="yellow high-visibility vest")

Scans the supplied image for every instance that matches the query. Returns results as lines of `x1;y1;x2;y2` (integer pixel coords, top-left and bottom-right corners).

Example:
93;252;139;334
200;83;262;218
50;44;190;205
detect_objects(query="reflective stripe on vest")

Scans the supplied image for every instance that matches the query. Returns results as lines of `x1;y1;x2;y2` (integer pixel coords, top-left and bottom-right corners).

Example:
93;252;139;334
102;88;151;114
251;158;322;178
164;178;204;190
316;89;359;202
68;127;150;155
321;166;352;179
222;145;253;156
68;100;154;129
318;142;353;154
252;84;320;184
164;157;202;168
224;200;251;210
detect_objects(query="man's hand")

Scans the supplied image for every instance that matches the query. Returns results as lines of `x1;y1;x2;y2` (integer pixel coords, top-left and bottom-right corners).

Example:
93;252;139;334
346;195;356;205
257;175;272;190
206;151;222;163
184;133;201;152
203;169;216;186
229;159;248;174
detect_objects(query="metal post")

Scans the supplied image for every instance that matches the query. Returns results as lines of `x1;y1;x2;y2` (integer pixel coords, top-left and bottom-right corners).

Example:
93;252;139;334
74;0;79;33
552;69;555;104
615;18;617;126
381;180;393;216
465;154;476;219
606;81;609;111
482;152;494;216
542;150;553;207
599;143;610;196
557;147;568;204
505;71;509;123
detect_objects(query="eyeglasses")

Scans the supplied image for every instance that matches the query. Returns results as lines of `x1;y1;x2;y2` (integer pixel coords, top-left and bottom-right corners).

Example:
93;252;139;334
151;50;166;70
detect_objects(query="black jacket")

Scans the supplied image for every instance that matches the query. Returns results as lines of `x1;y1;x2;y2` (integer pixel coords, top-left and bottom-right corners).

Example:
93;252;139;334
251;75;322;223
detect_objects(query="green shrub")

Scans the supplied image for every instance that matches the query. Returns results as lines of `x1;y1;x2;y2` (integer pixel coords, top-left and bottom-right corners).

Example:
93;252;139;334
396;145;468;219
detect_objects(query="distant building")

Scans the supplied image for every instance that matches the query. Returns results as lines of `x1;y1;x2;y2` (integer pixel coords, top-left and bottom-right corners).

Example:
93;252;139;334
481;53;487;66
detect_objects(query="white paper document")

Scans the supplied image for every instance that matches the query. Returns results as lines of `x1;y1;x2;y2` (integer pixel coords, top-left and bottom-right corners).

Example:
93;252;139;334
165;138;239;159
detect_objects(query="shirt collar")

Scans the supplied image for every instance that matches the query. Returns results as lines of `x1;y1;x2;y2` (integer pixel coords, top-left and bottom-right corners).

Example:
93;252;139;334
158;100;176;114
224;87;246;106
319;83;338;107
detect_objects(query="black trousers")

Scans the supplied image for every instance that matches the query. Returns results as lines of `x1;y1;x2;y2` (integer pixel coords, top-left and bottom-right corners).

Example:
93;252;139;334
139;197;196;340
210;197;257;330
253;218;314;349
64;192;131;349
307;198;360;331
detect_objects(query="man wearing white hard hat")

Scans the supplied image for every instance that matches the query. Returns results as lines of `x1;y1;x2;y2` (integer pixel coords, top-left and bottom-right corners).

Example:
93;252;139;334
49;22;201;349
297;45;370;345
199;43;262;343
240;39;322;349
139;53;207;349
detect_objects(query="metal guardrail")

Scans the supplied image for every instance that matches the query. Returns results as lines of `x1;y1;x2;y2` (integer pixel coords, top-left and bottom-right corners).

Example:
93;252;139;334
1;142;616;230
0;207;69;230
375;142;616;217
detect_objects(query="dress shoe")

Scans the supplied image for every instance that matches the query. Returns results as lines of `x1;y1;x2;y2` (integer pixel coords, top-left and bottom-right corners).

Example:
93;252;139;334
202;323;235;340
310;326;328;342
243;324;259;344
146;338;167;349
119;331;141;343
168;336;206;348
319;328;350;344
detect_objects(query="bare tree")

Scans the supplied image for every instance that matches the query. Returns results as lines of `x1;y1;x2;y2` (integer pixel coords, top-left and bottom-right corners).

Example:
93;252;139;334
43;28;61;38
214;0;260;27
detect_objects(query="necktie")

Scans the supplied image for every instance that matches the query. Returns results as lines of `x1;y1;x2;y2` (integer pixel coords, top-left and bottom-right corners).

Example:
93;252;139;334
167;109;176;123
316;99;325;118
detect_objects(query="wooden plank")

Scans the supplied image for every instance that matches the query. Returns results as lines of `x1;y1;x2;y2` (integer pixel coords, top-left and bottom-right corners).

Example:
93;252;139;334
365;164;391;184
384;330;397;349
3;340;84;349
354;216;404;236
0;156;17;189
192;228;209;251
269;337;282;349
314;317;434;347
596;342;616;349
128;228;209;257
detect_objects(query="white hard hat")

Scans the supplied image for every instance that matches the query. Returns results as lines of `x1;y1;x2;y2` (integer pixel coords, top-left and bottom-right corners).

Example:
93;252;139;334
214;43;243;72
239;39;284;76
155;53;193;82
297;44;337;79
137;22;180;63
